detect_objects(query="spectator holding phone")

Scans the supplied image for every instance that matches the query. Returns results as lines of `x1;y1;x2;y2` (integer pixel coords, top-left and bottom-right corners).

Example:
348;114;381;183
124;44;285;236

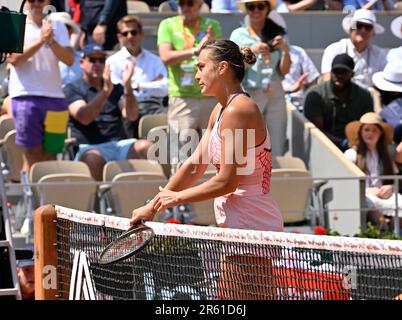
230;2;291;156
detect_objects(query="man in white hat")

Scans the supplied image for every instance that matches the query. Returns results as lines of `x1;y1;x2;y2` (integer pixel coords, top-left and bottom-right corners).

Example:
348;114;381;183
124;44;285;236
374;60;402;143
321;9;387;89
387;15;402;63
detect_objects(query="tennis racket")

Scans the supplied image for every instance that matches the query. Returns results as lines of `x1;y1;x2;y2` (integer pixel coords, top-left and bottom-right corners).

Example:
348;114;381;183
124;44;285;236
98;221;155;265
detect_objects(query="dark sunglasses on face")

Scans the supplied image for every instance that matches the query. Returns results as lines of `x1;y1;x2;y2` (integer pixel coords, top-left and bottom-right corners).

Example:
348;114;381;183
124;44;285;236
179;0;195;7
28;0;45;3
245;3;267;11
88;57;106;64
355;22;374;31
120;29;139;37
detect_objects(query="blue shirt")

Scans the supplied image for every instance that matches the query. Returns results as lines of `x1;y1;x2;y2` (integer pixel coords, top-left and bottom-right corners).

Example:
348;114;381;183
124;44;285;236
211;0;240;13
230;25;285;89
342;0;395;11
59;51;83;88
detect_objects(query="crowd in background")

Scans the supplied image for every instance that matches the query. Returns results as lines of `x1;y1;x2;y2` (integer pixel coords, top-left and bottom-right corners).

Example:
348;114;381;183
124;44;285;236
0;0;402;238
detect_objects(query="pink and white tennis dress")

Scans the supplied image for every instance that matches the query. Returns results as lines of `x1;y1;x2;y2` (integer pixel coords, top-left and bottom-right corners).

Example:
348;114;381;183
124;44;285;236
208;94;283;231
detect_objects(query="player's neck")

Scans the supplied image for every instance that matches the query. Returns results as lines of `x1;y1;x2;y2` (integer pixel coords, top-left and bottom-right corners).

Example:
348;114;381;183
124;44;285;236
219;84;244;108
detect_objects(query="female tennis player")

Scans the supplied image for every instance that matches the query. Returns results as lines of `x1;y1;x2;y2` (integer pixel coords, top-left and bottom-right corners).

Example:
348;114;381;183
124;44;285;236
131;39;283;299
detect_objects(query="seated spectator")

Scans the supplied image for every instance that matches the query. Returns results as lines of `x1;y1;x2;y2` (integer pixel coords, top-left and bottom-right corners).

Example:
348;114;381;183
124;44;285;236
50;12;83;88
374;61;402;143
304;54;373;151
342;0;395;11
344;112;402;232
387;15;402;62
107;15;168;138
16;246;35;300
63;44;153;180
282;45;320;111
321;9;387;89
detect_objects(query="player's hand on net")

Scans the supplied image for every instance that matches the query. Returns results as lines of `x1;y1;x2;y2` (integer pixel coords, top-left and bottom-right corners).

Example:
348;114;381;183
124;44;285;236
130;202;156;226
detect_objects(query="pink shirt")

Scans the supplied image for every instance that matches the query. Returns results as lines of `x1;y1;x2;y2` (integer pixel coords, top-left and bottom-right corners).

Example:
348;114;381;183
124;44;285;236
208;95;283;231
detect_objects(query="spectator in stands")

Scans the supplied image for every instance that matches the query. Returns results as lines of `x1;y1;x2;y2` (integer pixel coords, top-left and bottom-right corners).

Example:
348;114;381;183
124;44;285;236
341;0;395;11
230;2;291;156
321;9;387;89
16;246;35;300
7;0;74;173
211;0;240;12
283;45;320;111
304;54;373;151
131;39;283;299
374;61;402;143
344;112;402;232
387;15;402;62
157;0;221;168
79;0;127;50
50;12;83;88
107;15;168;138
63;44;153;181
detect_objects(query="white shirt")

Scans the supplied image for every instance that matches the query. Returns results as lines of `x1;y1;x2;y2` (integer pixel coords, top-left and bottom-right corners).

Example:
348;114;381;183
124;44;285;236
387;47;402;63
321;38;387;89
344;147;382;188
9;18;70;98
282;45;320;102
107;47;168;102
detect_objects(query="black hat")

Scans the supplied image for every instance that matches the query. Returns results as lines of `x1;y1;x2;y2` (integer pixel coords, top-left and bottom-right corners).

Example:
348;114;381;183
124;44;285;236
331;54;355;72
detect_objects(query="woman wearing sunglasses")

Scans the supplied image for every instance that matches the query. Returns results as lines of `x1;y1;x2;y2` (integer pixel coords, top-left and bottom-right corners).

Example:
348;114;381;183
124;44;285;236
230;1;291;157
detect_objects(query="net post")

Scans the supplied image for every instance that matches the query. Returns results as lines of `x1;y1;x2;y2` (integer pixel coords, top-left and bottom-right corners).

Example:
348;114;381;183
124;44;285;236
34;204;58;300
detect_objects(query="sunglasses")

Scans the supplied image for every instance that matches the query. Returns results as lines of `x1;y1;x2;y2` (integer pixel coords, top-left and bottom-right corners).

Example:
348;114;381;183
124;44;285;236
88;57;106;64
245;3;267;11
27;0;45;3
179;0;195;7
120;29;139;37
355;22;374;31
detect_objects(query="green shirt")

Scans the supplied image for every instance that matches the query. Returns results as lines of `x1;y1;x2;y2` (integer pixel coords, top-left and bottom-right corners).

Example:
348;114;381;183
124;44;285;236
157;16;222;97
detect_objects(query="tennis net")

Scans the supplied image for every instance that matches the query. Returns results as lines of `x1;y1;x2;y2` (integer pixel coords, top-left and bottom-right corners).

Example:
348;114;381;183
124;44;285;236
35;205;402;300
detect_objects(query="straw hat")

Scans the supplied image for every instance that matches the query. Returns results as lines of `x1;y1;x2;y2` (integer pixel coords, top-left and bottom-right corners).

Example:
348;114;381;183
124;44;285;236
372;60;402;93
50;12;80;34
345;112;394;147
390;16;402;40
237;0;278;12
342;9;384;35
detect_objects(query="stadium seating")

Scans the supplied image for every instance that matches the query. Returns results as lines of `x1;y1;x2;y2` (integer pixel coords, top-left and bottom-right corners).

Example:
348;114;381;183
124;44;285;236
101;159;168;218
27;160;96;212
